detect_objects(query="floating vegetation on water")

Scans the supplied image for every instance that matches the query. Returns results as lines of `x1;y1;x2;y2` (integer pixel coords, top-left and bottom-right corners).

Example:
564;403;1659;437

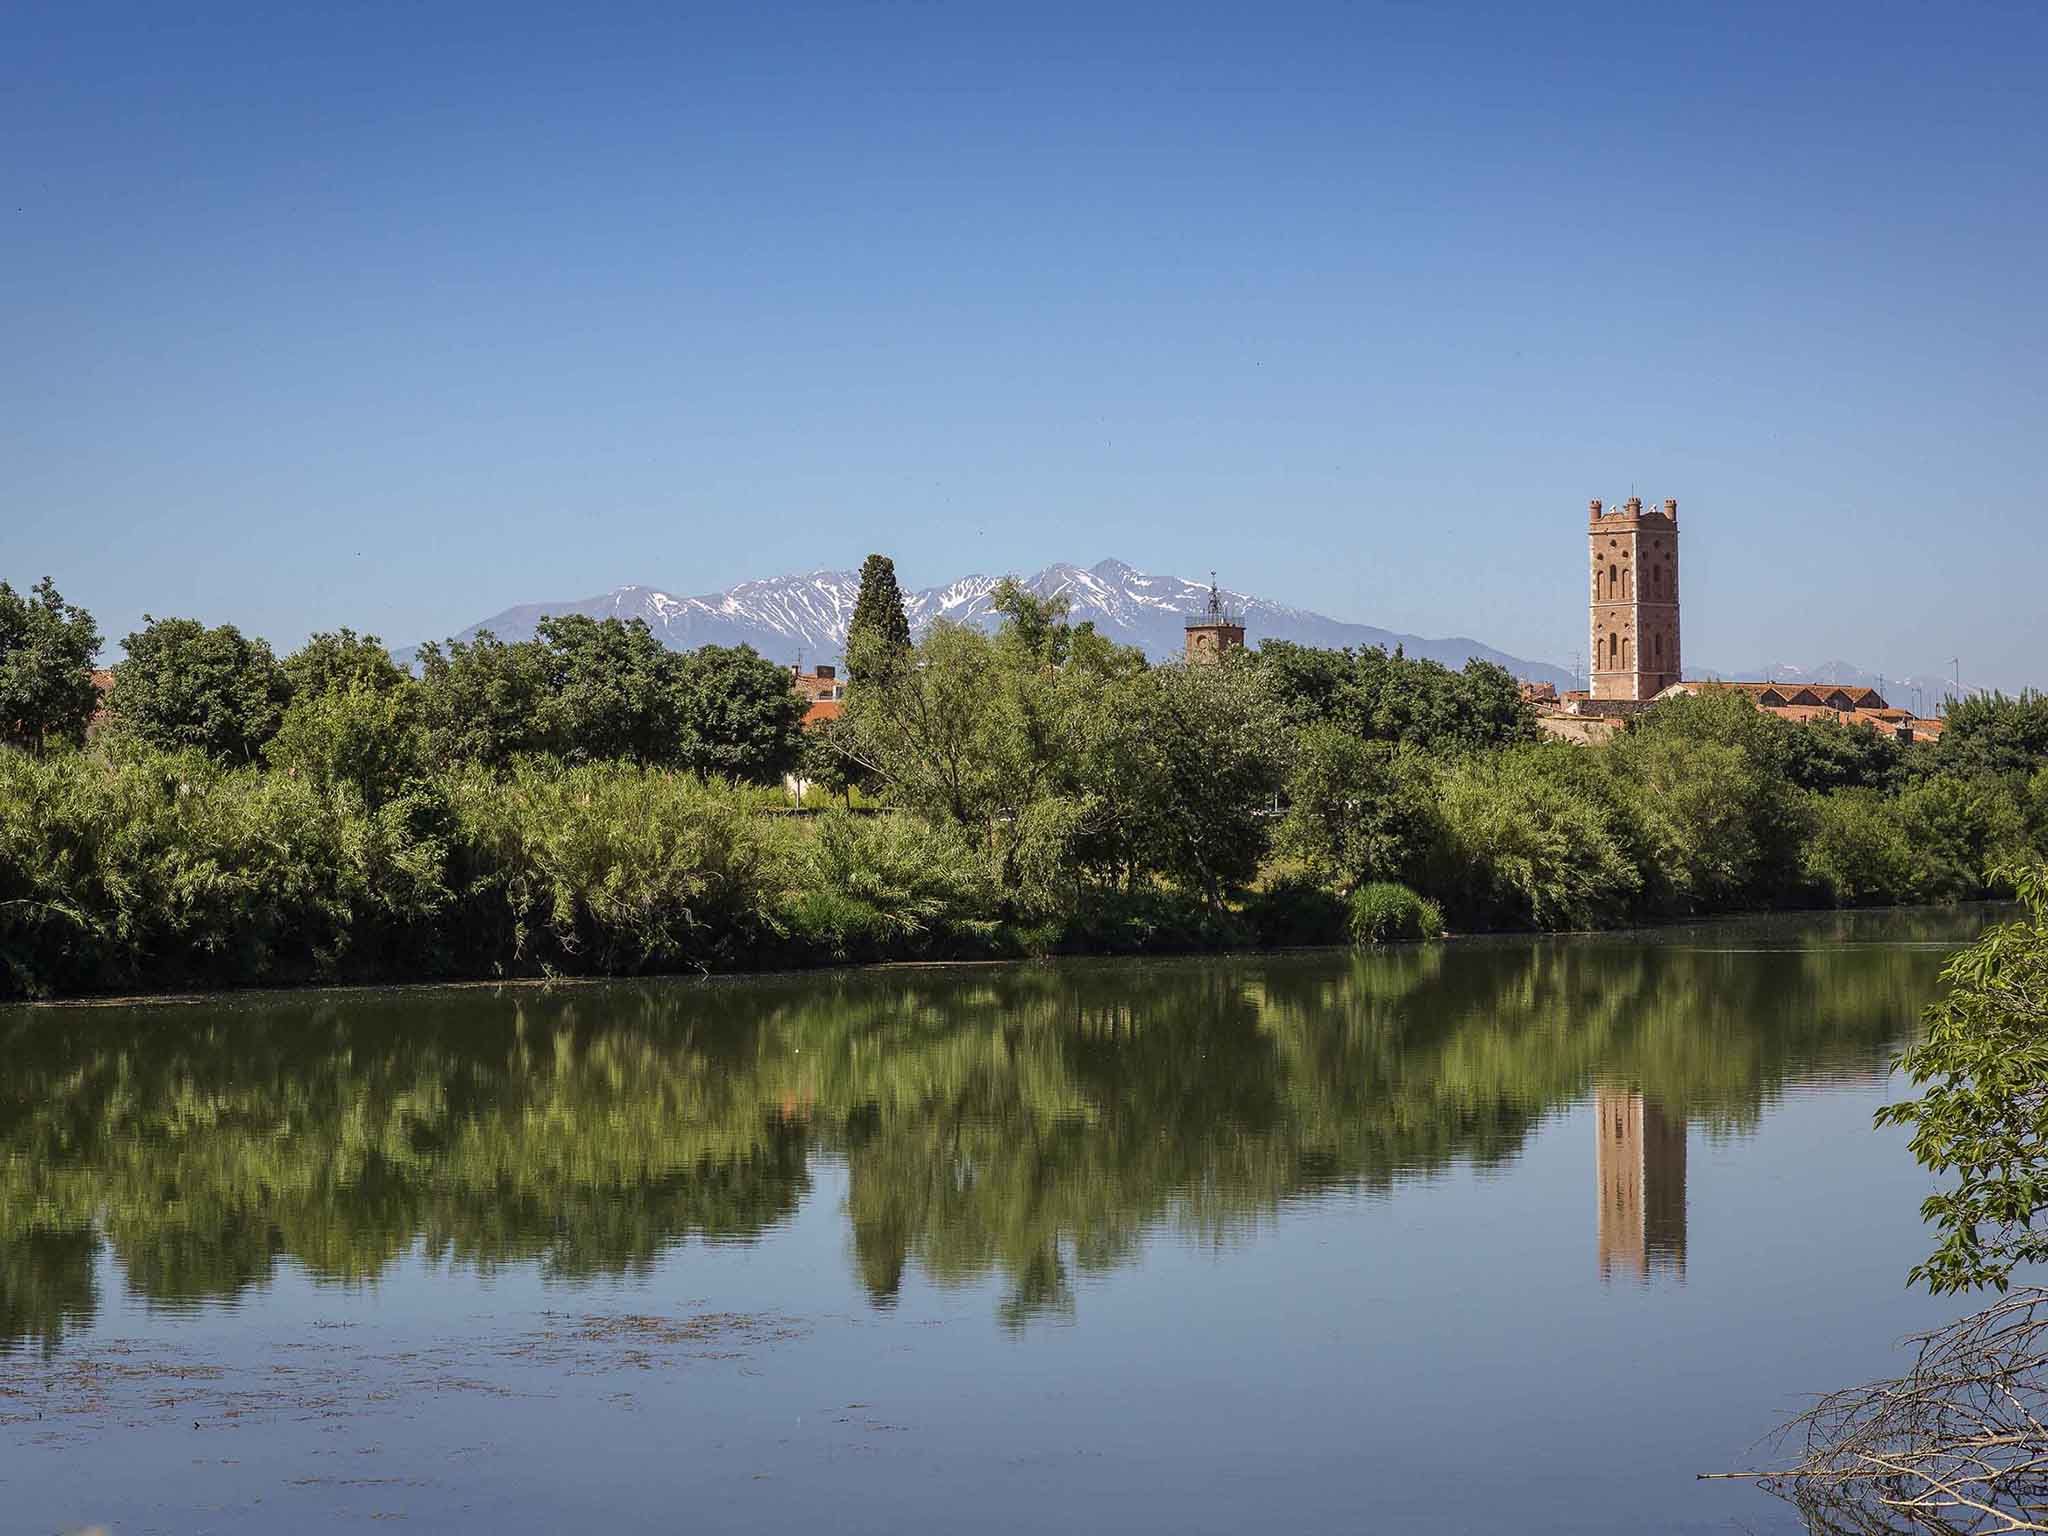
0;1310;809;1445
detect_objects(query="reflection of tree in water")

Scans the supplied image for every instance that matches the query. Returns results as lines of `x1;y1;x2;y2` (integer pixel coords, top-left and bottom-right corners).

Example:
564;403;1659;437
0;1227;96;1361
0;907;1983;1349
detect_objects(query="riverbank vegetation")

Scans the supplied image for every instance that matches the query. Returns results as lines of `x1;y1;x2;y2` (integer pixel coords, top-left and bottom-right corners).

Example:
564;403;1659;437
2;564;2046;999
1751;866;2048;1534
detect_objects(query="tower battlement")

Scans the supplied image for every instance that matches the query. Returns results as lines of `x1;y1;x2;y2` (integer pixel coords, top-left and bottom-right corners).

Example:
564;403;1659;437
1589;496;1678;527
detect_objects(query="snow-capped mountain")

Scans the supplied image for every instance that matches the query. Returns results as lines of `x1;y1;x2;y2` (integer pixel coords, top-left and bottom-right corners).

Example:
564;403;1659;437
400;557;1577;687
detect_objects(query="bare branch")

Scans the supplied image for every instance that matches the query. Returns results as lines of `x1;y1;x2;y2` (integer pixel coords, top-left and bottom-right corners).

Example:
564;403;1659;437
1726;1287;2048;1533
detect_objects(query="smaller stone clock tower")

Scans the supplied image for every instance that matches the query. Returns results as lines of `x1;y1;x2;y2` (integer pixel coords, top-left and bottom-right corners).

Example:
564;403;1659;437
1185;575;1245;663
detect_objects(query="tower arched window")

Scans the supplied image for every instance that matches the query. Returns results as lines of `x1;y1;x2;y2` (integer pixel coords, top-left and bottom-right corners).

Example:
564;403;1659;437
1609;562;1618;597
1608;633;1619;665
1654;633;1663;662
1623;568;1634;599
1622;637;1632;669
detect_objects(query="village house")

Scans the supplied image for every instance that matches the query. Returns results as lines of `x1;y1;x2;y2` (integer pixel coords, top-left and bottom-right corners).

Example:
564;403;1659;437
783;663;846;805
790;663;844;726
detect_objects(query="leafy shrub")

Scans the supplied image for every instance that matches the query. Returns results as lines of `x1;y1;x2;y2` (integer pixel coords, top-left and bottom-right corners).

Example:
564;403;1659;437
446;759;784;975
1934;691;2048;780
780;812;1000;960
2026;766;2048;859
1276;726;1440;894
1242;874;1350;947
1781;716;1906;793
1050;886;1246;955
0;742;449;997
265;681;431;807
1429;746;1641;929
1894;773;2031;901
1614;694;1811;909
283;628;410;699
1348;881;1442;945
1804;788;1921;907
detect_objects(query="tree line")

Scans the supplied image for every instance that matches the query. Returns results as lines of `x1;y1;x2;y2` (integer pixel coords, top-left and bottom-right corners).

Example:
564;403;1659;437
2;560;2047;998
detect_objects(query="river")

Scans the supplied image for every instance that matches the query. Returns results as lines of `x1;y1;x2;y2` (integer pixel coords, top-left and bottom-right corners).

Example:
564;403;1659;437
0;906;2002;1533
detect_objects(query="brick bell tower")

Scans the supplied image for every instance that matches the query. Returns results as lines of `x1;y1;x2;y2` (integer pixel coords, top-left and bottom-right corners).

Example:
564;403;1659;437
1588;496;1680;700
1184;574;1245;664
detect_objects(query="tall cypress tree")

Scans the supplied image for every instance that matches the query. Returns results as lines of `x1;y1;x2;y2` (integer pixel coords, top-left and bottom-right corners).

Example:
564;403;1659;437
847;553;912;683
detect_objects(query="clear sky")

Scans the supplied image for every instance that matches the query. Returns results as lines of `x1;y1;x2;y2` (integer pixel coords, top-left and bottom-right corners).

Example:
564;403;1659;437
5;1;2043;688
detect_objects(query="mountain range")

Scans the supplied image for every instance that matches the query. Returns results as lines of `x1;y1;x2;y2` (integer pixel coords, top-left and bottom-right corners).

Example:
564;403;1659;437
398;558;1580;690
397;557;1978;711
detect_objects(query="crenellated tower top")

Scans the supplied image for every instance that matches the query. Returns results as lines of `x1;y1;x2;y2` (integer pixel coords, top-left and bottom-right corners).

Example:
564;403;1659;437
1589;496;1678;527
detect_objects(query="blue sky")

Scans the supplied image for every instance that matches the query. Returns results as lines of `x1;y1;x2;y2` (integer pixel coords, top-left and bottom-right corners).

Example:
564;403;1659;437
5;1;2043;688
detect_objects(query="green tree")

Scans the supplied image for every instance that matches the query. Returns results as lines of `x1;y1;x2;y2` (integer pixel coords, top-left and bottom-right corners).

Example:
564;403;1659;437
1894;772;2029;900
844;620;1004;831
265;682;431;808
1255;640;1357;730
1618;690;1810;906
1803;788;1919;907
672;643;807;784
0;577;101;753
1277;725;1439;895
284;628;409;699
1877;863;2048;1293
797;714;869;807
2025;765;2048;858
532;614;687;764
1254;640;1534;753
109;617;292;763
1613;732;1785;911
1101;659;1286;911
1780;716;1905;793
846;553;912;685
1935;690;2048;780
989;578;1073;666
447;759;784;974
415;631;554;768
843;606;1139;909
1428;743;1642;929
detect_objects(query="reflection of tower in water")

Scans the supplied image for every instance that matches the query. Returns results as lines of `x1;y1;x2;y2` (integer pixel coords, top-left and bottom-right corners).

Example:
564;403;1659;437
1594;1086;1687;1281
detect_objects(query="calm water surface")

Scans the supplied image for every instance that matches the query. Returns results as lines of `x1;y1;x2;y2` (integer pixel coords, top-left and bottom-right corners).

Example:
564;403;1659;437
0;908;2005;1533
